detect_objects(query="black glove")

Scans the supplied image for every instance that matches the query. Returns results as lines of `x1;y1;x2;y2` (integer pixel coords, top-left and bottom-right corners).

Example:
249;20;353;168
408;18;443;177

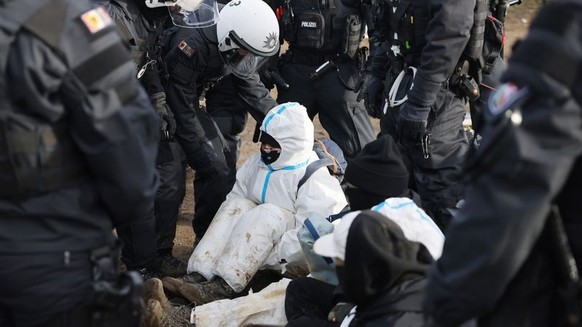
356;73;384;118
150;92;176;140
259;55;288;91
328;302;356;323
356;51;390;118
397;101;430;144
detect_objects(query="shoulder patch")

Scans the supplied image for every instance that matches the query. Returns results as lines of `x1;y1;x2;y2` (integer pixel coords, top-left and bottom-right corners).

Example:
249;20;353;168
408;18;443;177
488;82;529;116
178;40;196;57
81;7;113;34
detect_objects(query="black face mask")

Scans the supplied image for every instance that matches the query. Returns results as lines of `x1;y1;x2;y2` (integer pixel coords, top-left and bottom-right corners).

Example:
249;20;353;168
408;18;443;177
261;148;281;165
345;187;386;210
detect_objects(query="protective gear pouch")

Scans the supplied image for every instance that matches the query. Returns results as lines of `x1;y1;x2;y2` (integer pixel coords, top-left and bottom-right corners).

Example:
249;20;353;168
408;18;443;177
341;15;362;58
295;12;325;49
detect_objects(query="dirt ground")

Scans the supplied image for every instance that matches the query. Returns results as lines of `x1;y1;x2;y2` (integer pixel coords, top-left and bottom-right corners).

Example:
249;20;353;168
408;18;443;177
171;0;544;263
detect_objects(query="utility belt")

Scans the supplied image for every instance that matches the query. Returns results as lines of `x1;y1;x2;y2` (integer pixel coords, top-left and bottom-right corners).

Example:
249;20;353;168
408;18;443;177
45;245;143;327
284;47;368;87
285;49;355;67
385;58;479;104
89;245;143;327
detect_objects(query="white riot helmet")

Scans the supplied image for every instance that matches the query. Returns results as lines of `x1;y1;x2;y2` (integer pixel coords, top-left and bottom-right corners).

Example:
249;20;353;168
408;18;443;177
216;0;280;78
145;0;219;28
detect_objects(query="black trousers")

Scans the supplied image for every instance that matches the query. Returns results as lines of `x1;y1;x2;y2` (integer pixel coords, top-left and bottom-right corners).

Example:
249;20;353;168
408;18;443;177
381;88;469;229
278;60;375;160
285;277;339;327
119;141;186;268
155;141;187;255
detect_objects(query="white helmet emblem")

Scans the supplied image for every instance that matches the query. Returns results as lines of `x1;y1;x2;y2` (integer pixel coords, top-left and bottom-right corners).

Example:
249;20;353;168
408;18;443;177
263;32;278;50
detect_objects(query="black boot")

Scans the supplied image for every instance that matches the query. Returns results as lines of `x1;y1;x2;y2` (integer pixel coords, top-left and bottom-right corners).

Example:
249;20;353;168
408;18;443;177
156;252;187;277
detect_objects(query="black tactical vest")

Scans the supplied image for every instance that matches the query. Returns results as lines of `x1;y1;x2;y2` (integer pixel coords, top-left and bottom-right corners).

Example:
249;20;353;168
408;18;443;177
286;0;364;56
0;0;87;197
374;0;486;68
369;0;429;65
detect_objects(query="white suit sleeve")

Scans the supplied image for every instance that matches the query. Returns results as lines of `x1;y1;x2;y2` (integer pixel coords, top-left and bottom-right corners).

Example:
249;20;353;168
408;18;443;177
276;169;348;265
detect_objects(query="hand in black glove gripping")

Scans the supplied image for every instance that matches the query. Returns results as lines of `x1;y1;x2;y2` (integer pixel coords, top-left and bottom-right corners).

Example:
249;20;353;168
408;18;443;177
356;73;384;118
397;101;430;144
150;92;176;140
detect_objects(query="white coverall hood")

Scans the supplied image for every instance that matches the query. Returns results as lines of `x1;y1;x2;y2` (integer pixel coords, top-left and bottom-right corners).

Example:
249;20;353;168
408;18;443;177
260;102;314;170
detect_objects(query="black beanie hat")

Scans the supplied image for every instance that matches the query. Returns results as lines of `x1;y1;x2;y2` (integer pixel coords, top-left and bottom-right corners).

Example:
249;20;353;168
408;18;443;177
344;135;409;197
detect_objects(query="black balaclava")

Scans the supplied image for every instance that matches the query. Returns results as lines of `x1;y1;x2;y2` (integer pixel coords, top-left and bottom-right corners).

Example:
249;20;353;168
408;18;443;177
260;131;281;165
341;210;433;307
344;187;388;211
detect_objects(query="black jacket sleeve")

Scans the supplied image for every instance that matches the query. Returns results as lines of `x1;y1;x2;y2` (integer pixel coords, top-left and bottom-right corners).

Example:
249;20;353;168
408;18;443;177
407;0;474;107
233;72;278;123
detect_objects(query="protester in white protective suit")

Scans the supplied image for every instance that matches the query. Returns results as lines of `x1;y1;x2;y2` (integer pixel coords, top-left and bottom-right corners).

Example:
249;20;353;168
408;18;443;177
162;102;348;305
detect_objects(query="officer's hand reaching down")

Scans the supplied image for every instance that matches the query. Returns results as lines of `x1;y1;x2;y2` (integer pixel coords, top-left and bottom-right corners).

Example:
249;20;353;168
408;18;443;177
357;53;389;119
397;101;430;144
151;92;177;140
356;73;384;118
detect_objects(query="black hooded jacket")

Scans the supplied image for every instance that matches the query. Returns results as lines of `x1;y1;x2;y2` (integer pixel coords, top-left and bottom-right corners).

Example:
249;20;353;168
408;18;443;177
341;211;433;326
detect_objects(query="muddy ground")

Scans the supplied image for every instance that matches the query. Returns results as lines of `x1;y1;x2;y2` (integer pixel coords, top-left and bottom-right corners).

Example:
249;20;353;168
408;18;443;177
171;0;544;263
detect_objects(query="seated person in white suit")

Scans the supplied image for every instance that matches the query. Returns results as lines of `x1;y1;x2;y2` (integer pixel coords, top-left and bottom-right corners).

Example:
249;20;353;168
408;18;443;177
163;102;348;304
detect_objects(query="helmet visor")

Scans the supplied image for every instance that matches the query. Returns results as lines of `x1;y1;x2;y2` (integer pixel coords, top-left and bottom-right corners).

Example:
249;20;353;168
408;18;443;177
220;49;269;79
168;0;219;28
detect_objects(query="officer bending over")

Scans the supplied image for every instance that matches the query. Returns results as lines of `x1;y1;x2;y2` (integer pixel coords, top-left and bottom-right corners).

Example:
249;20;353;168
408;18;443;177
161;0;279;240
95;0;217;278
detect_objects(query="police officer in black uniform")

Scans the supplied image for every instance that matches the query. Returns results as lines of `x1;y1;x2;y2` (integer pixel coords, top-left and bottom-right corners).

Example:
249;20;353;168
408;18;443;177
276;0;375;160
95;0;204;277
0;0;159;325
425;1;582;325
161;0;279;240
359;0;480;228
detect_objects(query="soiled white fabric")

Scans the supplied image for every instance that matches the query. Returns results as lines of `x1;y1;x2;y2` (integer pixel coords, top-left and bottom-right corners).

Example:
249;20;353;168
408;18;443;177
371;197;445;259
191;278;291;327
187;102;347;292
